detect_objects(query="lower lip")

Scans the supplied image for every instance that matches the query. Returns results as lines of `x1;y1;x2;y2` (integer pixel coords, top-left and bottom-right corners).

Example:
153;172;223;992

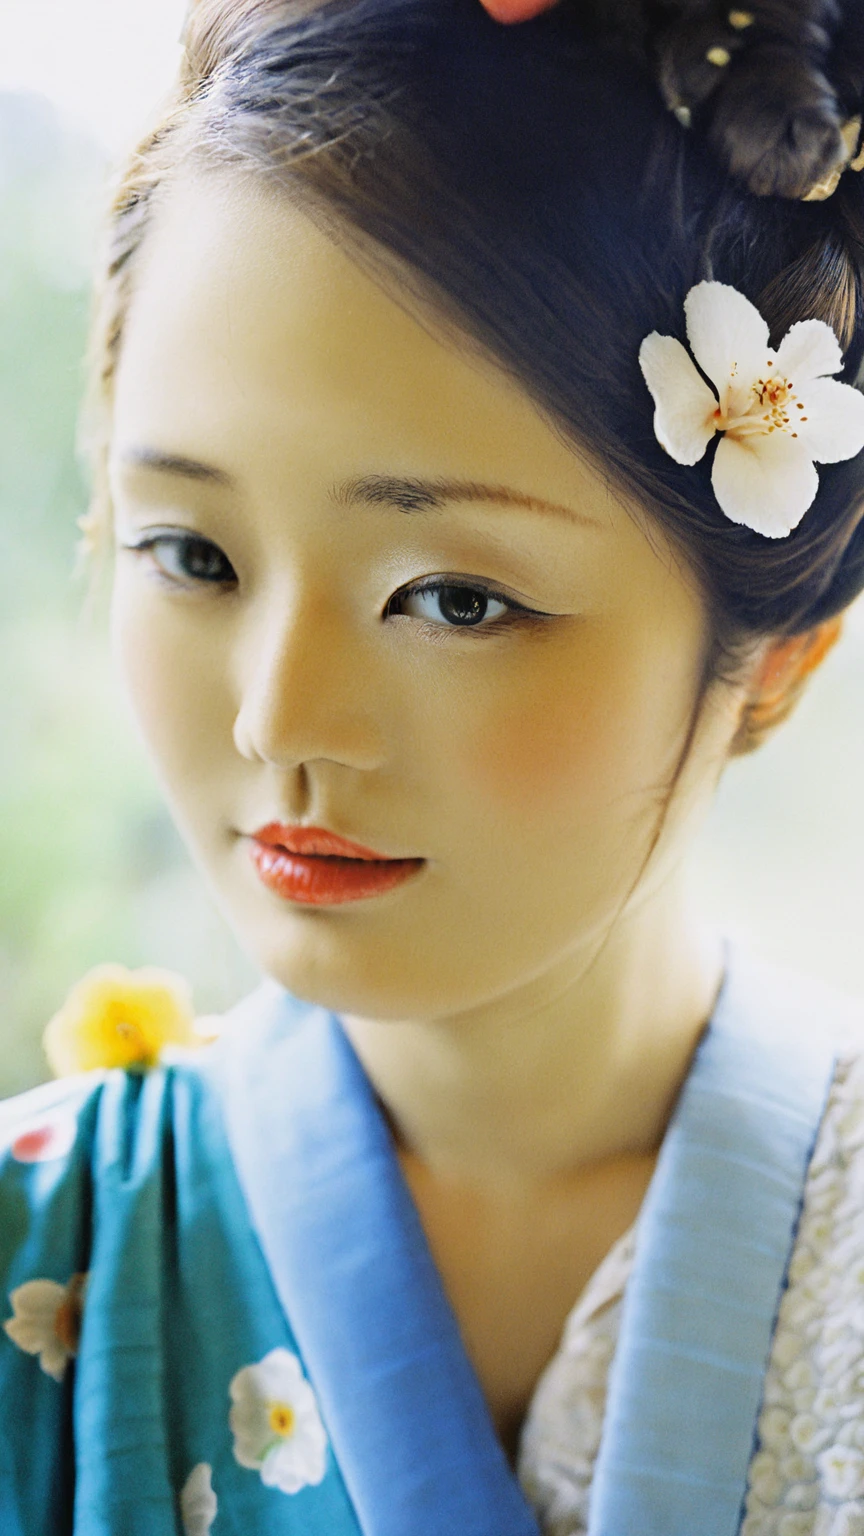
248;841;424;906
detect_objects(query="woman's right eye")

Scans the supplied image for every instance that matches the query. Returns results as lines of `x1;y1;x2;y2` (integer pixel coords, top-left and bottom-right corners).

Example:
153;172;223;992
120;532;237;588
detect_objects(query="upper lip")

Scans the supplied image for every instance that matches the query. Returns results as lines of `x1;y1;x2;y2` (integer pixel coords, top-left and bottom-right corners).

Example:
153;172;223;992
250;822;411;862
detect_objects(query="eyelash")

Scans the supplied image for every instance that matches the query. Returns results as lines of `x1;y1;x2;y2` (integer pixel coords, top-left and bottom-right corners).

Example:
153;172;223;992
121;532;237;589
119;531;549;634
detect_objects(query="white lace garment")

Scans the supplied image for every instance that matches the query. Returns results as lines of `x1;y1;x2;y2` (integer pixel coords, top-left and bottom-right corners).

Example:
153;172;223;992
517;1050;864;1536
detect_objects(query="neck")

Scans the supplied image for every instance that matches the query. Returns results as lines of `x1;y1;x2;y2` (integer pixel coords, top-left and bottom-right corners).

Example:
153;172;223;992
340;873;723;1190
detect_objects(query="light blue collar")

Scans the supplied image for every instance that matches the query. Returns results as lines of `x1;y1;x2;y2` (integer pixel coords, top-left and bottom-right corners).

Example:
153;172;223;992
205;984;541;1536
587;950;838;1536
206;949;840;1536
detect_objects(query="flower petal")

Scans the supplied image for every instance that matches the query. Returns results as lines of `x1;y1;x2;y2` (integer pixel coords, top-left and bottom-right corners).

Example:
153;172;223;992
638;332;718;464
228;1392;271;1466
711;432;819;537
260;1445;307;1495
3;1278;81;1380
254;1347;305;1398
5;1279;66;1330
180;1463;218;1536
261;1417;328;1494
3;1310;54;1356
793;377;864;463
42;963;198;1077
684;281;770;408
774;319;844;384
36;1336;71;1382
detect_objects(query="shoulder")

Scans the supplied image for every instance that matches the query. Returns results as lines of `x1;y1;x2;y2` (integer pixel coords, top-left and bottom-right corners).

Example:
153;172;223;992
0;973;292;1161
0;985;259;1391
0;1072;109;1411
0;983;319;1526
0;1070;108;1185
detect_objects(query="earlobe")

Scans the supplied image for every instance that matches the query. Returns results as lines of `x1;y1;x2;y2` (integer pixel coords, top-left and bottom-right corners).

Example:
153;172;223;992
731;616;843;756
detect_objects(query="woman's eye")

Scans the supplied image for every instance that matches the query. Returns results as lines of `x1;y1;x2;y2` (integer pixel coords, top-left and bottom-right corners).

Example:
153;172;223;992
122;532;236;587
389;582;514;628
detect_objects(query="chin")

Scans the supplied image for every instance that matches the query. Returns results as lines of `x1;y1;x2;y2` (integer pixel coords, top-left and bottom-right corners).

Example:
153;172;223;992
236;911;483;1023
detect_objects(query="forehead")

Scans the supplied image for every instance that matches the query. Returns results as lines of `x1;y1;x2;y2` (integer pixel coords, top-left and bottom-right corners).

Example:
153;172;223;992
112;165;622;523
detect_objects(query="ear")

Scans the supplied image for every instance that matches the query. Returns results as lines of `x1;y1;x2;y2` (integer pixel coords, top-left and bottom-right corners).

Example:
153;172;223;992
730;615;843;756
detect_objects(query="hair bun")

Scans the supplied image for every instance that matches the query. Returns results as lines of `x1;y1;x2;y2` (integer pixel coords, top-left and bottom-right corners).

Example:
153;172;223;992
641;0;862;198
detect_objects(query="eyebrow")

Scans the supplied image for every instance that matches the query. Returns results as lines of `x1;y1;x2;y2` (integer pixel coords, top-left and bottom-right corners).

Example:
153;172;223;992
116;449;599;528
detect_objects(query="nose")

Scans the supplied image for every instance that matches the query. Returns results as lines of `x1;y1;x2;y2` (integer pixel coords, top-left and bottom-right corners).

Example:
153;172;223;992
232;593;386;771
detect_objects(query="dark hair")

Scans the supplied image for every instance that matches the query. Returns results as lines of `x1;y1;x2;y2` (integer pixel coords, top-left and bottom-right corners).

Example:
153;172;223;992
81;0;864;704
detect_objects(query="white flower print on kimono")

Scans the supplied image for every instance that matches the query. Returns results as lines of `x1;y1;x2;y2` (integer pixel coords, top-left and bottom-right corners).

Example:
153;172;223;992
818;1447;864;1503
3;1272;88;1381
180;1463;218;1536
815;1505;864;1536
229;1346;328;1494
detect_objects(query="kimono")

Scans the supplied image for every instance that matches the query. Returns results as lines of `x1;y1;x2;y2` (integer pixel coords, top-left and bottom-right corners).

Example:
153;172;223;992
0;944;862;1536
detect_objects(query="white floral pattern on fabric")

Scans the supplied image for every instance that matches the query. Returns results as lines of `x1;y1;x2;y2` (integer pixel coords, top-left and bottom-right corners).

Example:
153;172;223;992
740;1052;864;1534
638;281;864;537
3;1272;89;1381
518;1229;635;1535
517;1048;864;1536
180;1463;218;1536
229;1346;328;1495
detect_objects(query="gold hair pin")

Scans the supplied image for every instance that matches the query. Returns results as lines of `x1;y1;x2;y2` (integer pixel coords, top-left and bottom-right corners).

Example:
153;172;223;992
801;116;864;201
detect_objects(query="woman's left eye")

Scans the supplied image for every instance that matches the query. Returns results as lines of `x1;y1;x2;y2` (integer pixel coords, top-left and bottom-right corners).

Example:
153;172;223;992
386;582;525;629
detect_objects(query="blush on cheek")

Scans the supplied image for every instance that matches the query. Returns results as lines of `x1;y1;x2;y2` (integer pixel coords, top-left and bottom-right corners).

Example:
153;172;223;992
457;624;692;826
460;678;623;816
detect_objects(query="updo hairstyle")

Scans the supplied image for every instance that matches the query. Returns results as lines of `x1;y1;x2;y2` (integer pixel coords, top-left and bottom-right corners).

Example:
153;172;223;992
78;0;864;751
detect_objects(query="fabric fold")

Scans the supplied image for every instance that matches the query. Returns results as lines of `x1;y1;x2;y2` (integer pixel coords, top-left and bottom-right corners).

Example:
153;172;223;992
586;952;839;1536
203;983;541;1536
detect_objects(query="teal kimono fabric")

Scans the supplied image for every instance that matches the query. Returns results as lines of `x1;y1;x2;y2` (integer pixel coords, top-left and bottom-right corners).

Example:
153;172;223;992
0;951;842;1534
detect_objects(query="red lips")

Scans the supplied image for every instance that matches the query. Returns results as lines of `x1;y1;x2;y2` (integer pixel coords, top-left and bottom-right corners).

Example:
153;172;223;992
252;822;395;860
247;822;424;905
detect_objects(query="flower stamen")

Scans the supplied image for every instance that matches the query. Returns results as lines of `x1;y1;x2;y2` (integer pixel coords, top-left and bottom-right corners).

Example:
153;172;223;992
267;1401;296;1439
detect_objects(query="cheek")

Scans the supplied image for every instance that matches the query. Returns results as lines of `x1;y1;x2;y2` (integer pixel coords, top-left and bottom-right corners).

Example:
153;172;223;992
110;579;228;791
472;678;610;811
452;626;685;823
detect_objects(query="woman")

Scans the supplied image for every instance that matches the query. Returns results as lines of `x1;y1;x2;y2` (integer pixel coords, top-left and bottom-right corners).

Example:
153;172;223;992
2;0;864;1530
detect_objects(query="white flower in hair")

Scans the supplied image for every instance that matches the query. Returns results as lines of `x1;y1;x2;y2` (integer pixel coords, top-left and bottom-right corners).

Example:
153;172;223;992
639;280;864;538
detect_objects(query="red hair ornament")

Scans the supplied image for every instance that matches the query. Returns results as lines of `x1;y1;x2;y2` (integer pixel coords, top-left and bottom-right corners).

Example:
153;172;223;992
476;0;559;21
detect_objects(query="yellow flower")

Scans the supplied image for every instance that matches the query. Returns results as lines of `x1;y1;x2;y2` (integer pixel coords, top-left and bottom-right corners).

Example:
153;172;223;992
42;963;201;1076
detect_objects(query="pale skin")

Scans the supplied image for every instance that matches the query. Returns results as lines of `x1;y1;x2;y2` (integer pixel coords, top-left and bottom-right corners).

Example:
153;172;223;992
107;165;820;1451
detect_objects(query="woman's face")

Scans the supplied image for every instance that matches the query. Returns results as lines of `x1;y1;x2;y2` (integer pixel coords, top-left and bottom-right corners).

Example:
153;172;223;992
109;167;742;1021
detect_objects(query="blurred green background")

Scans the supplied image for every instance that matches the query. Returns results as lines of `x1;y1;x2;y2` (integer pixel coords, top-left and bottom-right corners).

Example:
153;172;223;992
1;17;862;1099
0;76;260;1097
